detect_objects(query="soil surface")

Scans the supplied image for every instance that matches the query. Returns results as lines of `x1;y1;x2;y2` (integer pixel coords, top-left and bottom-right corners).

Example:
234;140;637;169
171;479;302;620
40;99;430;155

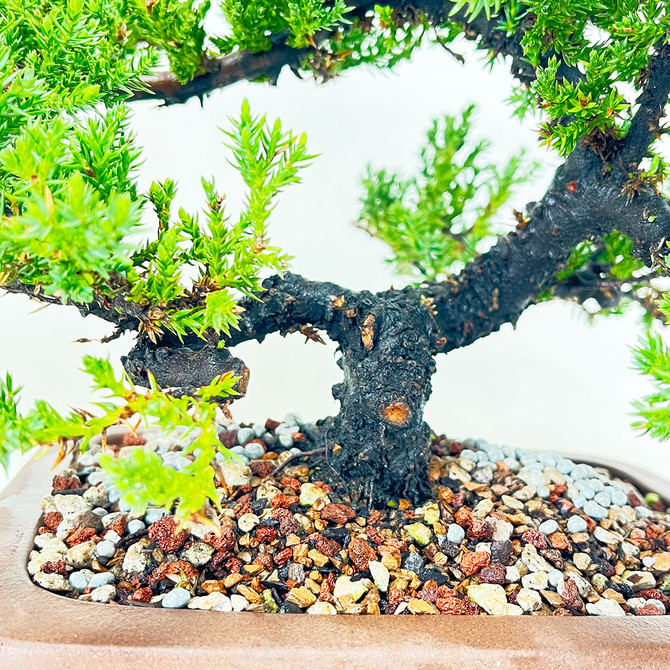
28;416;670;616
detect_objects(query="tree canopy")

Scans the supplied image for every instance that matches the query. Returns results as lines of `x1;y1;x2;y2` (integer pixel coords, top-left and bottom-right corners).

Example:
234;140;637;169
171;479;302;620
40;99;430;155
2;0;670;518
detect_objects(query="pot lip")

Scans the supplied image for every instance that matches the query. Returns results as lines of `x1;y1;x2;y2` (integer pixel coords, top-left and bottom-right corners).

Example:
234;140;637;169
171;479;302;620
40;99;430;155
2;449;670;668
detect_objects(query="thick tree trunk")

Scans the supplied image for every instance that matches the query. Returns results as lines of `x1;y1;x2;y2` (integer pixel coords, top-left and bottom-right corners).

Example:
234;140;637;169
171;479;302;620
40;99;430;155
322;298;436;505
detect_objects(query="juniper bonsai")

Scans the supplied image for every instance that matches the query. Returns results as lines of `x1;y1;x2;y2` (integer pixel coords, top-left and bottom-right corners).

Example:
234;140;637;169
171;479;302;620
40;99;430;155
2;0;670;521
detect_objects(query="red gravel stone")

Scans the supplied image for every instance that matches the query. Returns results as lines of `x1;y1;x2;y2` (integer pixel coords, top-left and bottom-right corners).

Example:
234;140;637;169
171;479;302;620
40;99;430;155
254;552;273;571
548;532;570;550
108;516;127;537
314;535;342;558
52;475;82;491
479;562;506;585
417;580;439;603
348;537;377;571
280;477;301;492
249;461;275;478
203;525;236;552
41;560;67;576
224;557;243;574
459;551;490;577
552;608;573;616
274;547;293;566
637;589;670;612
467;518;493;540
454;507;473;528
209;550;233;577
66;527;98;547
256;526;278;543
272;508;299;536
265;418;280;432
366;526;384;545
436;595;468;615
522;529;548;550
451;492;466;510
636;604;665;616
43;511;63;532
561;579;584;611
147;516;188;552
122;432;146;446
269;494;299;509
218;430;237;448
320;503;356;524
131;586;153;603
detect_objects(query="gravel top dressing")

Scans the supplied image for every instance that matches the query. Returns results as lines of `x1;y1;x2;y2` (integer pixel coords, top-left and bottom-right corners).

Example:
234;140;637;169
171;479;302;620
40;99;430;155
29;416;670;617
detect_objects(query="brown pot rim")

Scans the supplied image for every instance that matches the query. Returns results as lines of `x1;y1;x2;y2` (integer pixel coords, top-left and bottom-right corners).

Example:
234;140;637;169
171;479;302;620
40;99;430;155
2;450;670;669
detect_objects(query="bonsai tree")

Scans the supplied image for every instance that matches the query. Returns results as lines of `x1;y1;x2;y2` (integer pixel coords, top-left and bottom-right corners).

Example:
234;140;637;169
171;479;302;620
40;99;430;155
2;0;670;522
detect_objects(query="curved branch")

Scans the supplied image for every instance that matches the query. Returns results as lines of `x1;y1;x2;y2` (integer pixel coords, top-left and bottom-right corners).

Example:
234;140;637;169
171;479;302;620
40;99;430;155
130;0;580;106
417;144;670;353
618;41;670;169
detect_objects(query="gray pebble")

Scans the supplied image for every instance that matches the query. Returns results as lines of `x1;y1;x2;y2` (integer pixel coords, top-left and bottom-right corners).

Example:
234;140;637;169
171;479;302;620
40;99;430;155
583;501;608;520
95;540;117;559
635;506;652;518
278;433;294;449
537;485;550;499
460;449;477;461
244;442;265;460
252;423;266;438
567;516;588;533
487;447;504;463
69;571;90;591
237;427;255;445
610;487;628;507
162;587;192;609
538;520;558;535
570;465;590;480
106;486;120;505
88;571;115;589
503;457;520;473
472;466;494;484
572;494;587;510
594;490;611;508
556;458;574;474
144;508;168;525
127;519;146;535
447;524;465;544
92;507;108;517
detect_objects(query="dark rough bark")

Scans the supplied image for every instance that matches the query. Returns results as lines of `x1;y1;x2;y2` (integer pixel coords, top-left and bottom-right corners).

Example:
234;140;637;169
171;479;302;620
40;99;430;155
420;144;670;354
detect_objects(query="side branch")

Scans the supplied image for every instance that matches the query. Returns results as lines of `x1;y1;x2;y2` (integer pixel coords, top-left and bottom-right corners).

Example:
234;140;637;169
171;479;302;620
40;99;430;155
618;42;670;169
418;145;670;354
130;0;579;106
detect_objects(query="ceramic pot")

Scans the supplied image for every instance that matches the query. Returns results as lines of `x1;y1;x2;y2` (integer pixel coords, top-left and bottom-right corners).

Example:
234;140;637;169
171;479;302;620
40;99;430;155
1;450;670;669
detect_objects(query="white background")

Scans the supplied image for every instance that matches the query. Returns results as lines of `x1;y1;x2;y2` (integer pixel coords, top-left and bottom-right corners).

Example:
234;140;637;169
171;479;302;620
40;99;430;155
2;40;670;491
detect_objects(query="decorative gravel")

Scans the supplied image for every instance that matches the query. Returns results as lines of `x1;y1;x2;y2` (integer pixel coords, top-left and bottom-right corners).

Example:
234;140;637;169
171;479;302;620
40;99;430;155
28;418;670;616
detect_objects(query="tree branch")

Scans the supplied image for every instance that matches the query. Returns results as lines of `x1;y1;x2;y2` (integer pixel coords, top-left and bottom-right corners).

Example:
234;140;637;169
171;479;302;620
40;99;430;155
130;0;580;106
618;41;670;169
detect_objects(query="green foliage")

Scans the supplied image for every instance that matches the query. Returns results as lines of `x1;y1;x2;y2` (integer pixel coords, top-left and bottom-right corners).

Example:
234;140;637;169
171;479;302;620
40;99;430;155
556;231;644;284
125;100;309;340
357;106;535;281
316;6;460;78
520;1;668;155
450;0;501;21
632;331;670;442
0;112;142;302
129;0;210;83
216;0;351;52
0;356;238;522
